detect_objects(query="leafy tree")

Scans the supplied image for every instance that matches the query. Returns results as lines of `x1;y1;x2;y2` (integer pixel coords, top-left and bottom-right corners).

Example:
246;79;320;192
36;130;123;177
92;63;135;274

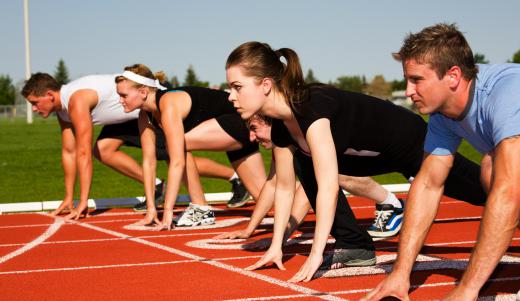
183;65;209;87
473;53;489;64
304;69;319;84
333;75;364;93
512;49;520;64
54;59;70;85
170;75;180;88
184;65;198;86
391;78;406;91
364;75;391;100
219;82;229;90
0;75;16;105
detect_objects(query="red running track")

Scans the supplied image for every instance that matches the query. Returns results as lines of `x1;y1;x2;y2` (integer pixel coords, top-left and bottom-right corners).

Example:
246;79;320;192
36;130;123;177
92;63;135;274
0;196;518;300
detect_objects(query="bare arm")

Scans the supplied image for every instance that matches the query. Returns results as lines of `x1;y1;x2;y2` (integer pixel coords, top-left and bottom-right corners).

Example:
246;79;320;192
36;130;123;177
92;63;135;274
246;146;296;271
289;118;338;282
362;153;453;300
270;146;297;250
158;92;191;227
50;116;76;216
139;111;158;211
393;153;452;273
284;183;312;239
65;90;98;220
480;152;493;193
445;137;520;299
215;159;277;239
216;154;311;240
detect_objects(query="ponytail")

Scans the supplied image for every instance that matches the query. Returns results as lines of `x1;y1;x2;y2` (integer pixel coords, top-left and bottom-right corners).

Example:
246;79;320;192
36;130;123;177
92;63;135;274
153;71;168;83
275;48;306;108
226;42;309;110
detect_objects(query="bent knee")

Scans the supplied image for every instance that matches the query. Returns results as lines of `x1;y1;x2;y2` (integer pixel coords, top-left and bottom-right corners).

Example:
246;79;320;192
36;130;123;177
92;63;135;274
93;139;121;162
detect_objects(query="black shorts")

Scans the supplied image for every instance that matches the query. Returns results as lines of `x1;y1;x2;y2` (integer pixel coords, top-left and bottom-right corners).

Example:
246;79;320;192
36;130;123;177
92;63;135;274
306;148;486;207
97;119;169;161
215;113;259;163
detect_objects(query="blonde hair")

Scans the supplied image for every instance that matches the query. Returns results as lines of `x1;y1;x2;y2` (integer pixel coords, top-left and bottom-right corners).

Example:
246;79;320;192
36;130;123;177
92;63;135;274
115;64;167;89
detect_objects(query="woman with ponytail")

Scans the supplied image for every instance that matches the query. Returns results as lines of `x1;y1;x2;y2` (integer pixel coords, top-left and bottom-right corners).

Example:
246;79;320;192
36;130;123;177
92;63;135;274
225;42;486;282
116;64;266;230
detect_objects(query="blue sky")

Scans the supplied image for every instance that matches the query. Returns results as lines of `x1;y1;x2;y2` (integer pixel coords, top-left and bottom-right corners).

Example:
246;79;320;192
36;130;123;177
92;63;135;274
2;0;519;86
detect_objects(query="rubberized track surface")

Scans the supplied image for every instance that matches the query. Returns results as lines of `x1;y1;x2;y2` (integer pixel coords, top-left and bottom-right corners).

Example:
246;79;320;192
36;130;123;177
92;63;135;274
0;195;518;300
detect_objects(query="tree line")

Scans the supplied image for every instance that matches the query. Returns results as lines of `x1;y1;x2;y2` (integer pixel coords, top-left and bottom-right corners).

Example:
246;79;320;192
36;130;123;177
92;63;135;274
2;51;520;106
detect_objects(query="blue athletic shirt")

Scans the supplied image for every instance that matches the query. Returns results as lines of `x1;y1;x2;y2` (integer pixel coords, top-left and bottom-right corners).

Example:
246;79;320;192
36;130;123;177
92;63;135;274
425;63;520;155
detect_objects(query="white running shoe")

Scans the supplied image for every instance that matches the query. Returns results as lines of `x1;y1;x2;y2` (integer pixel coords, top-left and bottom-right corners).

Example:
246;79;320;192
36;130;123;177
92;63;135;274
175;203;216;227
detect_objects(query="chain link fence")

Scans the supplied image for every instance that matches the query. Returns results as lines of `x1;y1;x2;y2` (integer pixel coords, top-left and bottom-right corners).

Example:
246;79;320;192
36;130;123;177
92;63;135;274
0;83;37;120
0;104;30;119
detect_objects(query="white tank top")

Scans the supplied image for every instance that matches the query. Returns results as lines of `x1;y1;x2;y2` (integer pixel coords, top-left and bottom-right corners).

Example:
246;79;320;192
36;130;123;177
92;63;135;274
58;74;139;125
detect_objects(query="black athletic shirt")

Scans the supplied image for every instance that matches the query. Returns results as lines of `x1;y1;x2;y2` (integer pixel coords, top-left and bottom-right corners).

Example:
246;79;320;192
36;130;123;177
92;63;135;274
147;86;234;132
272;86;427;166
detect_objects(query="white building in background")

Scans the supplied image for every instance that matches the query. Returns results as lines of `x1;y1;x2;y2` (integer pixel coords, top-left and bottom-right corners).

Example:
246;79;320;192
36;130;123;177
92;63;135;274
390;90;413;109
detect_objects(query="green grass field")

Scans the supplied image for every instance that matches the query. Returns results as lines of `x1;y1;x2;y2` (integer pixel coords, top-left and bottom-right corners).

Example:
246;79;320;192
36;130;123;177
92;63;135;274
0;117;482;204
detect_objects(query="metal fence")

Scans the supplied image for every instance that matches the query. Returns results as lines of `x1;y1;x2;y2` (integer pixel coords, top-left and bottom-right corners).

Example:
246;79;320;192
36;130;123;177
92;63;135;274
0;104;28;119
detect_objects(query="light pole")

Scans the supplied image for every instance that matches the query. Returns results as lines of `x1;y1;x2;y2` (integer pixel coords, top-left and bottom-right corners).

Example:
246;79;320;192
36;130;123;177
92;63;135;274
23;0;33;124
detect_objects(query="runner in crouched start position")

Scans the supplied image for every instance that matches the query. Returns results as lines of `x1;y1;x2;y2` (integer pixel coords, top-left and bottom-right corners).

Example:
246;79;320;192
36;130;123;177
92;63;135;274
21;72;250;220
225;42;487;282
116;64;267;230
216;114;405;241
363;23;520;301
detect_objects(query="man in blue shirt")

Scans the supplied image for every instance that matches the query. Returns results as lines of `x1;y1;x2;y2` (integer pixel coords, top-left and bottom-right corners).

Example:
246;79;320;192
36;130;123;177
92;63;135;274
364;23;520;300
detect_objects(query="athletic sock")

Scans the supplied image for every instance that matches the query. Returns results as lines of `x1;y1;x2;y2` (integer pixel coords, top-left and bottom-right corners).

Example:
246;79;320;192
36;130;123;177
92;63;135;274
381;192;402;208
155;178;162;185
229;172;239;182
192;203;211;210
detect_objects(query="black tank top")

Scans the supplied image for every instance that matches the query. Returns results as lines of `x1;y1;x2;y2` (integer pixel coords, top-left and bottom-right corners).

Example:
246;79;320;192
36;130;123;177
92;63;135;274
271;86;427;163
147;86;234;132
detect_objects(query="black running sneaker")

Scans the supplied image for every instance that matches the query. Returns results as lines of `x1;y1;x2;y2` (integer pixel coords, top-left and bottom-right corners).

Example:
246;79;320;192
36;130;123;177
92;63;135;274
226;178;251;208
367;199;405;238
133;181;165;212
319;248;376;270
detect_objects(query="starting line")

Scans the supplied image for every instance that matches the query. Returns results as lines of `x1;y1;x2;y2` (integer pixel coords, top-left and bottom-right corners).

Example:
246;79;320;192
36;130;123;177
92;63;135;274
0;184;411;214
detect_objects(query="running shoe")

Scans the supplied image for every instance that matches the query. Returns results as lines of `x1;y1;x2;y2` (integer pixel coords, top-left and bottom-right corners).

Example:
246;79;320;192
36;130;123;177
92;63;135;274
367;199;405;238
227;178;251;208
175;203;216;227
133;181;165;212
319;248;376;270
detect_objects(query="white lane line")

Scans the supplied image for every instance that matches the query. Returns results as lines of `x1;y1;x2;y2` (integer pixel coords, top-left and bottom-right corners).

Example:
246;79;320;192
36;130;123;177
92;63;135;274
122;217;249;231
0;260;193;275
0;217;63;264
377;237;520;251
222;276;520;301
356;215;482;227
0;253;306;275
65;218;346;301
332;276;520;296
0;218;142;229
0;231;227;248
1;229;517;252
0;214;483;231
1;252;517;277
